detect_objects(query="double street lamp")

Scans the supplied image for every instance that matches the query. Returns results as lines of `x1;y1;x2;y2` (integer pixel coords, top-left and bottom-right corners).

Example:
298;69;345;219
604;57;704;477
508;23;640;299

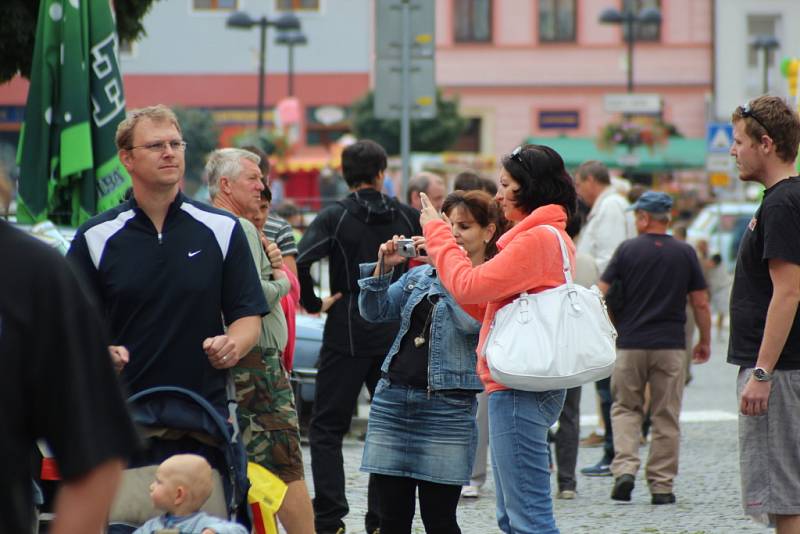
750;34;780;94
275;30;308;97
599;6;662;93
226;11;302;131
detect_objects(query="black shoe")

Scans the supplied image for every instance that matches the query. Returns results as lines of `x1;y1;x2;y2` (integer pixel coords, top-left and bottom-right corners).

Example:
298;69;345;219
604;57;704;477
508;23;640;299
580;460;612;477
611;474;635;502
651;492;676;505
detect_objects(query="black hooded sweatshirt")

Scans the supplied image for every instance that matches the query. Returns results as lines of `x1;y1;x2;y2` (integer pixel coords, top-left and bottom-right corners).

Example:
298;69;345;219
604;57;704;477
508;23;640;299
297;188;421;357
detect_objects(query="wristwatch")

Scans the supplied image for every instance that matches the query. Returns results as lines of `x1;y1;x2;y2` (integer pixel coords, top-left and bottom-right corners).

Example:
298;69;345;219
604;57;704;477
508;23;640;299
753;367;773;382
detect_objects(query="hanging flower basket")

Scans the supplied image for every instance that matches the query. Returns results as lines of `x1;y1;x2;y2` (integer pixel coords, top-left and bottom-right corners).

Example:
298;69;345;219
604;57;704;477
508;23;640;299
597;117;671;152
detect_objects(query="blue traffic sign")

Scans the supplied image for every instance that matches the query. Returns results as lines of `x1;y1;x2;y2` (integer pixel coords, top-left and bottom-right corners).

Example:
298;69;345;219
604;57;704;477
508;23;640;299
706;123;733;154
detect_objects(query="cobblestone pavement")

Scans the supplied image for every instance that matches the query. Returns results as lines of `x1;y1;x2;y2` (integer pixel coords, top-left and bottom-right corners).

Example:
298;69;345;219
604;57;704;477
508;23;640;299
298;327;767;533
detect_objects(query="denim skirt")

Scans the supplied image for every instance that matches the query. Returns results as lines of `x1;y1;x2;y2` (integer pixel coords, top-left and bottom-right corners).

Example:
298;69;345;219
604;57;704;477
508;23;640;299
360;378;478;486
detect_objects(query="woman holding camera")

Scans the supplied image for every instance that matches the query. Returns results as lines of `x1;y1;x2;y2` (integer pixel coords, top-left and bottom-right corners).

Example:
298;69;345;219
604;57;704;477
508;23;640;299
420;145;577;534
357;191;507;534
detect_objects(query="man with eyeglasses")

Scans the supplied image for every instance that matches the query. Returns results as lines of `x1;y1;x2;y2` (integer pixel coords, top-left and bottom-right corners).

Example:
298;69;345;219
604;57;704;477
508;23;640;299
728;95;800;531
67;104;267;412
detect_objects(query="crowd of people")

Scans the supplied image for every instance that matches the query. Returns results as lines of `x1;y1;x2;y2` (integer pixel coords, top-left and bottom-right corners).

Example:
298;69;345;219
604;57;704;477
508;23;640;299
2;93;800;534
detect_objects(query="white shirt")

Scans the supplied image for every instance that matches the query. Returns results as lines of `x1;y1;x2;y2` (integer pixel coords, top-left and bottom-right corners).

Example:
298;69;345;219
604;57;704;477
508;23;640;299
577;187;636;276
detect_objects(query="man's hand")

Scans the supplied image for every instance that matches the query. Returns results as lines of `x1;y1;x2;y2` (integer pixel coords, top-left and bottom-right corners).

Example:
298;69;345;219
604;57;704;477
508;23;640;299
259;233;270;254
321;292;343;313
692;341;711;364
108;345;129;373
266;242;283;270
203;335;240;369
740;375;771;416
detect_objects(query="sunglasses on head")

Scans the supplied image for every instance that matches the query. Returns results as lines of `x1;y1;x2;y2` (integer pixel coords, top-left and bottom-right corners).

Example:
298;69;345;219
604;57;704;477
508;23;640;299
510;146;533;176
738;103;772;138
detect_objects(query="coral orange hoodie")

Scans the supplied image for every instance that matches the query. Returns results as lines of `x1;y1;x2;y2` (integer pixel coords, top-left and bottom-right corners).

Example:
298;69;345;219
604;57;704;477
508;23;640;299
423;204;575;394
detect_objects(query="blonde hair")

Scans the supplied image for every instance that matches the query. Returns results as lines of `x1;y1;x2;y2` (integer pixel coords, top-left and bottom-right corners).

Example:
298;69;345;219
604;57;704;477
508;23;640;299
115;105;182;150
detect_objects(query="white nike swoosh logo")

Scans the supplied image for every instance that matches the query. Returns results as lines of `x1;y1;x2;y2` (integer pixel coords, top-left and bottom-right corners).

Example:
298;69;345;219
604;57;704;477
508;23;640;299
188;250;202;257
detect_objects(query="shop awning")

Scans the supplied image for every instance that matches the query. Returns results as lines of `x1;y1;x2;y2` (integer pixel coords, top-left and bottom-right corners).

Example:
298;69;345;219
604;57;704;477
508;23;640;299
524;136;707;171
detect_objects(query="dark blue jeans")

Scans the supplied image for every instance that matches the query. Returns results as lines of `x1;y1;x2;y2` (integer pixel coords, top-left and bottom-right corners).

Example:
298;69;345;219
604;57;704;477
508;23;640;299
596;377;614;462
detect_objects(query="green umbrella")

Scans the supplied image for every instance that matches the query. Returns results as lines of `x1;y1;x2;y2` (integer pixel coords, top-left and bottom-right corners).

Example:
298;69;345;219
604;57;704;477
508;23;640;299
16;0;131;227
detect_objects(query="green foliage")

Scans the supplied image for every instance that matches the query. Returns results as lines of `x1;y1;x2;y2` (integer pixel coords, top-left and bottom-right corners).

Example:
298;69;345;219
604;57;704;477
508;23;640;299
350;90;466;155
173;107;220;183
0;0;158;83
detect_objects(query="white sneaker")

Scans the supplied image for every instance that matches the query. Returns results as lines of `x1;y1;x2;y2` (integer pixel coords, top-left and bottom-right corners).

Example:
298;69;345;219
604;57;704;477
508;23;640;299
461;485;480;498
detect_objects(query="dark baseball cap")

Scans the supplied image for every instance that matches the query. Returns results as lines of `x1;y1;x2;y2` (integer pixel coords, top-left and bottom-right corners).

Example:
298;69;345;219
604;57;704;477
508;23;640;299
627;191;673;213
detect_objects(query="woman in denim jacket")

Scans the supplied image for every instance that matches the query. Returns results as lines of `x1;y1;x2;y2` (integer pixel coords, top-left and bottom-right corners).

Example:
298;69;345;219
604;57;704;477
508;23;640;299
357;191;507;534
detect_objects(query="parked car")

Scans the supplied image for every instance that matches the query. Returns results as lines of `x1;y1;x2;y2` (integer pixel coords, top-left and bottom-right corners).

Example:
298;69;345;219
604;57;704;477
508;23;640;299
687;202;759;272
292;314;324;432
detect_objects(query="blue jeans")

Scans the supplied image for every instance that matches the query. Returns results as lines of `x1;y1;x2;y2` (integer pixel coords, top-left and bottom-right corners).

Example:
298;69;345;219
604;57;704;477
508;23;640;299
489;389;566;534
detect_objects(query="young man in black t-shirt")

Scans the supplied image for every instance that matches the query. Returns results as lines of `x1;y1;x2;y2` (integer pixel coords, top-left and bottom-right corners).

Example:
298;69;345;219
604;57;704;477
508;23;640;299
728;96;800;529
0;220;139;534
600;191;711;506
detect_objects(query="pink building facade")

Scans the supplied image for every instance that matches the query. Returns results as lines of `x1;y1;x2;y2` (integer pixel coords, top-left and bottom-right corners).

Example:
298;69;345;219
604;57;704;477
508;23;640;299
435;0;713;161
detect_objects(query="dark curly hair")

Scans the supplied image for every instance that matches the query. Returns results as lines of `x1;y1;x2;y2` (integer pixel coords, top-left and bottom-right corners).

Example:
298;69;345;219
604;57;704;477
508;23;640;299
441;190;510;259
500;144;577;219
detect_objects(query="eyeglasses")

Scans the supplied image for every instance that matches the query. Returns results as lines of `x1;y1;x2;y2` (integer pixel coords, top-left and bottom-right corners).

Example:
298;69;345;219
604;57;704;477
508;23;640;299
129;140;187;153
510;145;533;176
737;103;772;138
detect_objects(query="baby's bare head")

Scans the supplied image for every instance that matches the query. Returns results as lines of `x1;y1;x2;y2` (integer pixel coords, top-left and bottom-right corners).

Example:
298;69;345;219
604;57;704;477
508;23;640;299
159;454;213;509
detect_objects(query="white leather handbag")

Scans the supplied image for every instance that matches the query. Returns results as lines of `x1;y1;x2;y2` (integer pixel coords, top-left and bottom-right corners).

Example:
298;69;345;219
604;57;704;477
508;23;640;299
485;225;617;391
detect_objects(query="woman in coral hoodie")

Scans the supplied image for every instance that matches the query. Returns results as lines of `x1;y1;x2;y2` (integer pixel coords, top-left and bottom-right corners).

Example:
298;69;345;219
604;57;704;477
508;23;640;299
420;144;578;534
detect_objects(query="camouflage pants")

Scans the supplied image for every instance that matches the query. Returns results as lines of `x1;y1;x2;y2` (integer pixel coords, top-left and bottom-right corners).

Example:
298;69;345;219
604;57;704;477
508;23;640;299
233;348;304;483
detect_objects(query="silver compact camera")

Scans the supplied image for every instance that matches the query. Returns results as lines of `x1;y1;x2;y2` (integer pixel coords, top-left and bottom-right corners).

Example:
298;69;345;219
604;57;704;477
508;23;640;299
396;238;418;258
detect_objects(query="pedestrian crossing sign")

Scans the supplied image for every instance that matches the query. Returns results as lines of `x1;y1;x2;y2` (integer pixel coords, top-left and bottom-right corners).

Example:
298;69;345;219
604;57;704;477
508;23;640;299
706;123;733;154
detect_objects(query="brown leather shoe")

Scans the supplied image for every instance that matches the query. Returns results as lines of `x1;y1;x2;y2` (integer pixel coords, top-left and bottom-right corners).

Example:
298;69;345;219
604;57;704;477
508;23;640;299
579;431;605;448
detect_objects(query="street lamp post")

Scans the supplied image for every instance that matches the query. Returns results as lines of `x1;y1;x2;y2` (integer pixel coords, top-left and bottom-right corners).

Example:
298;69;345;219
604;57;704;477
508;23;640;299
599;5;661;164
275;30;308;97
599;6;662;94
750;35;780;94
226;11;301;131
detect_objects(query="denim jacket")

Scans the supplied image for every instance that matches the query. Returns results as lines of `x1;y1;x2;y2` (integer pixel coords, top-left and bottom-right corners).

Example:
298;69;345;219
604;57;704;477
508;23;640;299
358;263;483;391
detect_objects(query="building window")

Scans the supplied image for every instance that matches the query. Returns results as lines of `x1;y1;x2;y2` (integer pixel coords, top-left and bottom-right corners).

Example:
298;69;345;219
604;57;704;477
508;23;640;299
539;0;576;43
454;0;492;43
450;118;482;152
622;0;660;41
276;0;320;11
747;15;779;68
193;0;237;10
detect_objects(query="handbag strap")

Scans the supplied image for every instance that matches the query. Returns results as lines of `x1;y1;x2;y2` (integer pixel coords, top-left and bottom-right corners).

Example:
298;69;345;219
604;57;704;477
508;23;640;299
541;225;573;286
511;225;573;301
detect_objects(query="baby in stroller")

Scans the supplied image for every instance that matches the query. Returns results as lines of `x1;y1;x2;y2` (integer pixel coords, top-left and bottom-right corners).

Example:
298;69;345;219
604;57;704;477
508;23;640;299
134;454;246;534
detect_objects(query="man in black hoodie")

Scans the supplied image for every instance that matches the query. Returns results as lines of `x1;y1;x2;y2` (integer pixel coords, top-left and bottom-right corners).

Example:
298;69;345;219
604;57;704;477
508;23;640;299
297;140;420;534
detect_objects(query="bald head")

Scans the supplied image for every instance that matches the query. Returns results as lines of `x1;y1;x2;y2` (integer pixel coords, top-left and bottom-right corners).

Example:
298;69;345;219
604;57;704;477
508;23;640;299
160;454;213;509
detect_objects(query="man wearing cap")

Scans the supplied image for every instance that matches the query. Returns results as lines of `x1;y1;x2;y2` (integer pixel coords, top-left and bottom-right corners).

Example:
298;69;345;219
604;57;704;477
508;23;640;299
598;191;711;505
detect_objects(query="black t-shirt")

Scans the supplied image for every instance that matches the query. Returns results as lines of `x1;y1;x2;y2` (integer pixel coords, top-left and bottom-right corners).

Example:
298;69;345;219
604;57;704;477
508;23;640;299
728;177;800;369
388;295;438;388
0;221;140;533
602;233;706;349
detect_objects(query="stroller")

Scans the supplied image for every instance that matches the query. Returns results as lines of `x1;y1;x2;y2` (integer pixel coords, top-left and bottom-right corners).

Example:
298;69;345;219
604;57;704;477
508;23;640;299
107;386;250;533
